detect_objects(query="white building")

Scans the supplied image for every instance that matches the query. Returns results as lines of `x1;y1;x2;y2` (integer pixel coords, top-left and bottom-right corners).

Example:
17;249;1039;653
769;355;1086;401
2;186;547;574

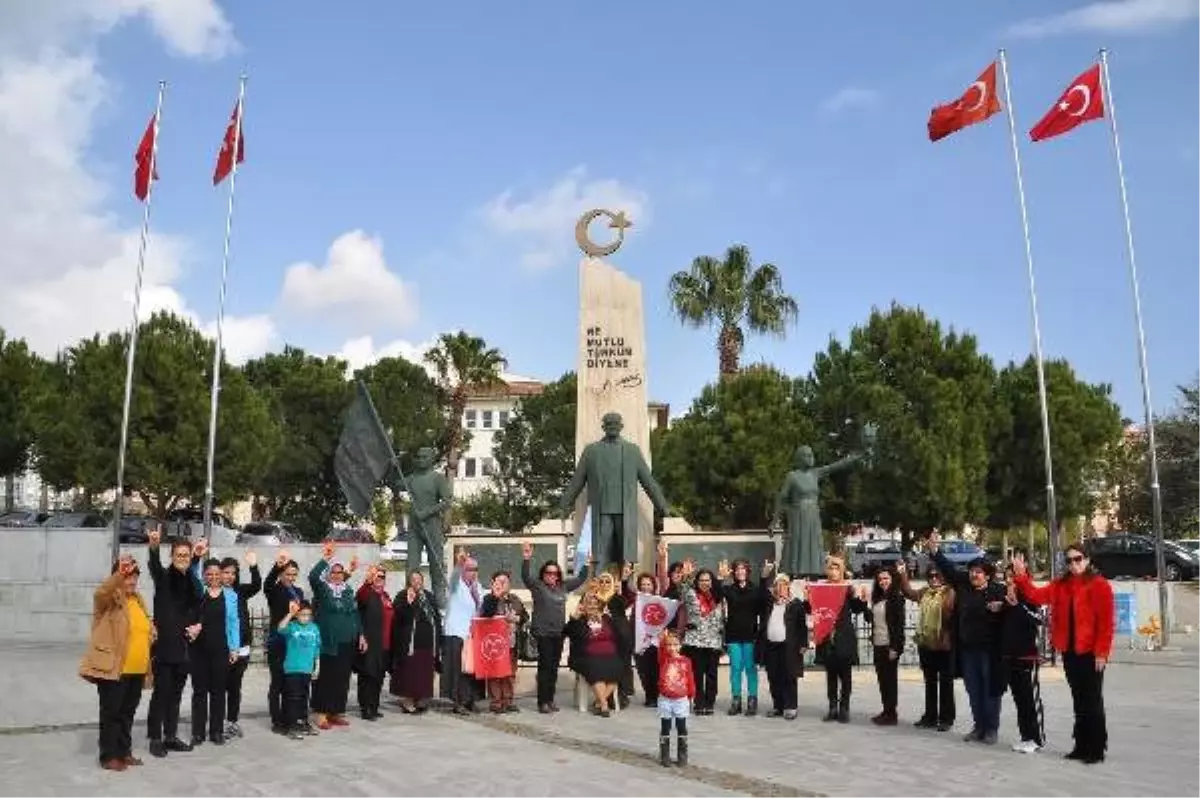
453;375;671;500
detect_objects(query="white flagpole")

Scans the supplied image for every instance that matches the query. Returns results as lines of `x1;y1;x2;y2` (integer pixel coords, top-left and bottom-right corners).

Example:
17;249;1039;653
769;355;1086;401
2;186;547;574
111;80;166;564
998;49;1060;575
202;74;247;540
1098;49;1168;646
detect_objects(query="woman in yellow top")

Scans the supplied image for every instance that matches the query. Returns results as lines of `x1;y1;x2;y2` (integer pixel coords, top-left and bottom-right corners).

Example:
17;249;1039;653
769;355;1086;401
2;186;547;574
80;555;155;772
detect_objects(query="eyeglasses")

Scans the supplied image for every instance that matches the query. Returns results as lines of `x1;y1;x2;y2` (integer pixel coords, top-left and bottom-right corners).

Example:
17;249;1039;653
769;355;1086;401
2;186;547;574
1066;554;1085;564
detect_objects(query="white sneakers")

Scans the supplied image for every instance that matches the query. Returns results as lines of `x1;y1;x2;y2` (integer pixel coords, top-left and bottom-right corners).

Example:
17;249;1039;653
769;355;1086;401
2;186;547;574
1011;739;1042;754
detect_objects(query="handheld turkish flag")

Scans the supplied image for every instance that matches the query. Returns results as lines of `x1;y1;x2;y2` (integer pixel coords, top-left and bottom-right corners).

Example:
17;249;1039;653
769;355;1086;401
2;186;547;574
133;114;158;201
928;62;1003;142
1030;64;1104;142
807;583;850;646
212;100;245;185
634;593;679;654
470;617;513;680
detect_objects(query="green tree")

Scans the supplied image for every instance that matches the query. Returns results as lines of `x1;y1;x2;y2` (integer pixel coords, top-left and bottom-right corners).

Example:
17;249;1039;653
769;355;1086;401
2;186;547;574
986;357;1123;531
804;304;996;549
243;347;353;540
652;366;814;528
423;332;507;478
1117;380;1199;537
370;490;396;544
356;355;447;478
667;244;798;378
0;331;41;510
32;312;278;516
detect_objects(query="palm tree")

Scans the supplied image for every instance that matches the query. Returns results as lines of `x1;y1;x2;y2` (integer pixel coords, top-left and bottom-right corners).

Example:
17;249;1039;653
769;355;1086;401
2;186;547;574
668;244;798;377
424;332;507;478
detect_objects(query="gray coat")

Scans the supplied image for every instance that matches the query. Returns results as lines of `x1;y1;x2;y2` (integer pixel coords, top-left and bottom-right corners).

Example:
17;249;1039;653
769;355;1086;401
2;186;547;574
520;559;590;637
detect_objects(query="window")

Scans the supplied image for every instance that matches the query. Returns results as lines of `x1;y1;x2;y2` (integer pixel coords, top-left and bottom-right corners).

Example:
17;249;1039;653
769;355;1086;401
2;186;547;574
499;410;510;427
464;458;477;478
482;457;495;476
482;410;494;429
465;410;477;429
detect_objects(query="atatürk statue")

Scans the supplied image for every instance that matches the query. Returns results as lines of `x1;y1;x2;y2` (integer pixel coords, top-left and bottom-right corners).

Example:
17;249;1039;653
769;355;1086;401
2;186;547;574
558;412;669;570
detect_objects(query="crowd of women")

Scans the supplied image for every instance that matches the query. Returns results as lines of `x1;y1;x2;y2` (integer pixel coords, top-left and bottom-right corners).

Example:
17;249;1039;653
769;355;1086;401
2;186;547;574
79;528;1115;773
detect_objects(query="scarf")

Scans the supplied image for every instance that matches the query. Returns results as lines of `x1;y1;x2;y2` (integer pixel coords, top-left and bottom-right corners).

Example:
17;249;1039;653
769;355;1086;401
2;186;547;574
324;561;351;598
696;589;717;617
916;586;945;647
376;586;394;650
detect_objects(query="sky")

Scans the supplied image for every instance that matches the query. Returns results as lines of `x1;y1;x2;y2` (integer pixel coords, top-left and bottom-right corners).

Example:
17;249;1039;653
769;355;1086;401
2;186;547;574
1;0;1196;424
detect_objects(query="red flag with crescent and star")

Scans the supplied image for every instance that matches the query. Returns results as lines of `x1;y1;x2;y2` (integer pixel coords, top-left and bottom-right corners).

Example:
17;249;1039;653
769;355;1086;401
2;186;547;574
928;62;1002;142
807;583;850;646
133;114;159;201
470;617;513;680
212;100;245;185
1029;64;1104;142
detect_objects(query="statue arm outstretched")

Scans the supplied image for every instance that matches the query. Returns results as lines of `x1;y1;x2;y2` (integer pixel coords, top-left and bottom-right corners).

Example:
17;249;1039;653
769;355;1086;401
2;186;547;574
813;452;864;479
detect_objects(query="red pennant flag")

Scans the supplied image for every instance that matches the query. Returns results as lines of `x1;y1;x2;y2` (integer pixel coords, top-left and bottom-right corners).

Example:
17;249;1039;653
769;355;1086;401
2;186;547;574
133;115;158;201
212;101;245;185
470;617;513;680
928;62;1003;142
1030;64;1104;142
807;583;850;646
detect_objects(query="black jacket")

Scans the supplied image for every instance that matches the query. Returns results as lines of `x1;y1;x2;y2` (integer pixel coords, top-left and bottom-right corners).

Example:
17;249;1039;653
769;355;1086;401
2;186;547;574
229;564;261;651
264;563;306;635
147;545;198;663
755;592;809;678
723;580;765;643
804;585;868;666
1001;598;1042;660
933;550;1004;651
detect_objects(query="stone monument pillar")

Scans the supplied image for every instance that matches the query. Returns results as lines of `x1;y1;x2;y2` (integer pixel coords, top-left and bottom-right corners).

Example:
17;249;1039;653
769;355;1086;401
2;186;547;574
572;209;656;574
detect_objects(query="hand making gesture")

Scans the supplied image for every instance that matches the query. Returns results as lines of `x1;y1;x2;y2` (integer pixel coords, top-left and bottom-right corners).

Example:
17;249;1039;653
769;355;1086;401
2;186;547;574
275;550;290;569
147;526;161;548
193;538;209;558
717;560;731;581
521;541;533;561
244;550;257;568
322;541;336;561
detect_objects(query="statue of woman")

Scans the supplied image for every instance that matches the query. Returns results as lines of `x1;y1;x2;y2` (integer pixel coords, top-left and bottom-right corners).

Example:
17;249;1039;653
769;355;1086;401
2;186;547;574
772;424;876;579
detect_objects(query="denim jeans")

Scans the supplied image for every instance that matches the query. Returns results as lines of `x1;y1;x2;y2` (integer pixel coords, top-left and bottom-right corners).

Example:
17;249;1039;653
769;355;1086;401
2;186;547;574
959;648;1001;734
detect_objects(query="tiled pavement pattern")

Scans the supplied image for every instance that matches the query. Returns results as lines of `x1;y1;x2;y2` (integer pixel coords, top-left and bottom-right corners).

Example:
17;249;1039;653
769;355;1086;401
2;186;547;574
0;641;1195;796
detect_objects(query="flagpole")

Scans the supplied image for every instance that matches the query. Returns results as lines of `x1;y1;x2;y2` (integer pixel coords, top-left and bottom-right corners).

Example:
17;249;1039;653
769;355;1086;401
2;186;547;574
1098;49;1168;646
202;74;247;541
998;49;1060;576
111;80;166;564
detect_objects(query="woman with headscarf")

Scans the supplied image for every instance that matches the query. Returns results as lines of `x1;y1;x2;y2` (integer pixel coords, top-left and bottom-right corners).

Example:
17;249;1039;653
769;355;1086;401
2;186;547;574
594;566;634;710
390;570;441;714
565;591;627;716
866;566;906;726
805;554;868;723
521;541;590;713
896;558;956;732
756;569;808;720
80;556;154;771
309;542;366;729
677;560;726;715
354;564;393;721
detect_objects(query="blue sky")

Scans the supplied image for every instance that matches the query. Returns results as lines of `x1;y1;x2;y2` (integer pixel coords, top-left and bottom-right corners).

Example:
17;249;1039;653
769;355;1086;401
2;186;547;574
3;0;1196;422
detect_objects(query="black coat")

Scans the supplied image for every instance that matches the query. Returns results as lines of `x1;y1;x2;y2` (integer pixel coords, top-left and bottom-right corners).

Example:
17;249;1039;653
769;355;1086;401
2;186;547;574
391;589;441;659
755;595;809;678
147;545;198;664
263;564;306;630
723;580;766;643
355;587;392;679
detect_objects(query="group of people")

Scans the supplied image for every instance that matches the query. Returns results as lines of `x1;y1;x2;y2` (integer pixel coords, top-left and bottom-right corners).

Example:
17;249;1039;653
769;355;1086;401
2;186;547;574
79;529;1115;773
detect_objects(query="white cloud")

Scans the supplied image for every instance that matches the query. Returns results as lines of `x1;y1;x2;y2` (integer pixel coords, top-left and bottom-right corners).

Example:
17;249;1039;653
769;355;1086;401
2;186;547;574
201;314;277;366
333;333;535;385
1007;0;1198;37
481;165;649;272
820;86;881;115
0;0;239;358
280;230;418;331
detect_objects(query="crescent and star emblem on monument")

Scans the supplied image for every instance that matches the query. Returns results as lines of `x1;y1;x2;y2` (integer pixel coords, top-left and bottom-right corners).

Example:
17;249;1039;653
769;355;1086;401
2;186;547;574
575;208;633;258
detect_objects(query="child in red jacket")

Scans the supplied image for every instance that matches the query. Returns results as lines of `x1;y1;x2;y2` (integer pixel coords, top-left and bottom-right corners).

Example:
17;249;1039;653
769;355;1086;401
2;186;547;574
657;630;695;767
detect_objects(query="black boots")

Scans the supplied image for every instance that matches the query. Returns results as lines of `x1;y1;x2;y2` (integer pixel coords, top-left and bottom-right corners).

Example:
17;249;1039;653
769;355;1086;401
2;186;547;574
837;697;850;724
677;736;689;767
727;696;742;716
659;736;671;767
823;702;838;722
745;696;758;717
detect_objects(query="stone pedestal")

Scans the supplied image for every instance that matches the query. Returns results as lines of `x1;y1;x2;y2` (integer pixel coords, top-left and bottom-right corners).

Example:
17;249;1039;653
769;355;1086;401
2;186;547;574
574;256;655;573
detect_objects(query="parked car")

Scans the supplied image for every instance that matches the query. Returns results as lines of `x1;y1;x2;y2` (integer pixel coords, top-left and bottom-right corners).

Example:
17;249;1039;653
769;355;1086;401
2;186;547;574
42;511;108;528
117;515;164;544
164;507;239;546
848;539;904;577
237;521;297;546
1177;539;1200;556
0;509;51;527
907;539;991;577
324;527;376;545
1085;533;1198;581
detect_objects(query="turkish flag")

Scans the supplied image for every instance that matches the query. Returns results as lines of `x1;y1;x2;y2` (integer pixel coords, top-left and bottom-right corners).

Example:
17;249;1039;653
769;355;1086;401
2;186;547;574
212;100;245;185
470;617;513;680
928;62;1002;142
807;583;849;646
133;115;158;201
634;593;679;654
1030;64;1104;142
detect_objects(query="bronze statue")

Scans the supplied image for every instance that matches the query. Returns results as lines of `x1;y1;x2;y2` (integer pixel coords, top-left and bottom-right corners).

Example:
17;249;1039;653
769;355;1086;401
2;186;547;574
557;412;670;570
407;446;452;605
772;424;876;578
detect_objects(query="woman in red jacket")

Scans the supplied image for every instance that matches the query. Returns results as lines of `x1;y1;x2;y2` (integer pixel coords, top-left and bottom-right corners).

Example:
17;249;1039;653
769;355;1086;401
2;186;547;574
1011;546;1114;765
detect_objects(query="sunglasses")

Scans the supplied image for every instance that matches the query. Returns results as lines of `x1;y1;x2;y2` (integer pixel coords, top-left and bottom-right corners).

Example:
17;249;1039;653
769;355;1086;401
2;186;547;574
1066;554;1085;564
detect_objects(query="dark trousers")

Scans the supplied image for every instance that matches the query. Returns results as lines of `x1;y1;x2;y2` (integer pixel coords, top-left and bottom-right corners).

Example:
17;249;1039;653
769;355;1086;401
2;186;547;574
226;655;249;723
311;644;355;715
267;637;286;726
684;646;719;709
659;717;689;738
358;674;383;716
1008;659;1044;745
190;649;229;740
146;659;187;741
825;660;852;705
1063;651;1107;757
282;674;311;728
960;648;1001;734
763;642;797;712
918;647;955;724
873;645;899;714
96;675;144;763
619;657;635;700
635;645;660;703
440;636;483;707
534;634;564;706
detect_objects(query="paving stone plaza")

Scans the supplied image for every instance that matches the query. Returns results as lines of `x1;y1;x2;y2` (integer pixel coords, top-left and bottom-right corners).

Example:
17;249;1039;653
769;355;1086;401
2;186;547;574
0;640;1195;796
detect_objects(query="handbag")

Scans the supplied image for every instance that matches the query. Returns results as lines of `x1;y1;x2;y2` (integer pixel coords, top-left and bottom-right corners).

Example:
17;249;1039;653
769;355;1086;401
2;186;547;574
516;623;538;663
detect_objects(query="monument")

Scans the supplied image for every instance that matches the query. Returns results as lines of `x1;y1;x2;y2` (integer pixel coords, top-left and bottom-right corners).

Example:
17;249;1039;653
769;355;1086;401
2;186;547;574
569;209;659;573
